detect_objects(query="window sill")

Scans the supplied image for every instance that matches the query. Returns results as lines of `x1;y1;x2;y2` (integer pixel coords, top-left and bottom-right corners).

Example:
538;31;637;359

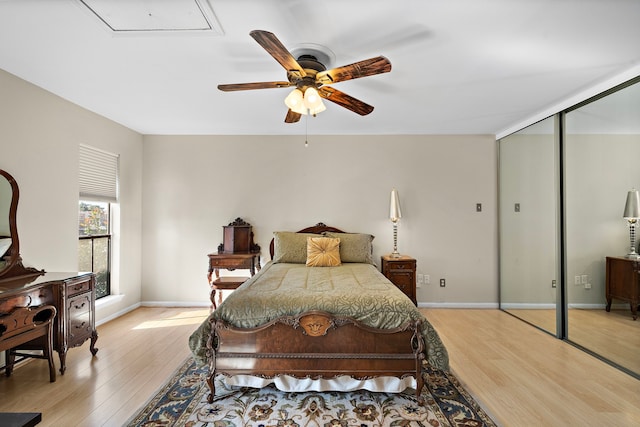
95;294;125;309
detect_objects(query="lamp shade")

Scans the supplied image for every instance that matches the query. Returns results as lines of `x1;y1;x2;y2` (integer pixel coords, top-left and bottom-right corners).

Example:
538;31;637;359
623;189;640;219
284;89;307;115
389;189;402;222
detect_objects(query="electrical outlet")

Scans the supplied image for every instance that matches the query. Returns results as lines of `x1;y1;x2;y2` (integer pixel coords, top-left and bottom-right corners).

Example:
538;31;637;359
417;274;424;287
581;275;588;284
552;280;557;288
425;275;430;285
440;278;446;287
574;275;581;285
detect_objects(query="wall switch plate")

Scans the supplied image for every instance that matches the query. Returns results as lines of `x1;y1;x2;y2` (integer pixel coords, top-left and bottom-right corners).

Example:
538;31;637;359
581;275;588;284
476;203;482;212
515;203;520;212
425;275;430;285
574;275;581;285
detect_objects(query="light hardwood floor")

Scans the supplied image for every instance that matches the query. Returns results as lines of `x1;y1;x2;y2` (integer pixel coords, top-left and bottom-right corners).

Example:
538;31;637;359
504;308;640;374
1;307;639;426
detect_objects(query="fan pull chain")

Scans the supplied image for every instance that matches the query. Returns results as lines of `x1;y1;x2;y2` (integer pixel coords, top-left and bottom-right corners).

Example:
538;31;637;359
305;112;309;148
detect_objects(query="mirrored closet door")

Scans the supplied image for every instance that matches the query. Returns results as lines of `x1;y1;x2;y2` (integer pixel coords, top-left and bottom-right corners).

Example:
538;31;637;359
499;77;640;378
564;81;640;376
499;116;559;336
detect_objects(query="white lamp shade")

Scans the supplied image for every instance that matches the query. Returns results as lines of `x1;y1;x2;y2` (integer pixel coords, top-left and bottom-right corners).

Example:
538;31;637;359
284;89;307;115
303;87;322;109
390;188;402;222
307;101;326;116
623;189;640;219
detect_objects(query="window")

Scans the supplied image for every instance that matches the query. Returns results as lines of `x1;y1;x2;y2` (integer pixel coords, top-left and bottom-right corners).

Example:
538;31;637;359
78;144;119;300
78;201;111;299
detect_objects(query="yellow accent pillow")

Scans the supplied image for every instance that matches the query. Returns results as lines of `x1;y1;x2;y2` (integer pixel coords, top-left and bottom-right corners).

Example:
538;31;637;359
306;237;341;267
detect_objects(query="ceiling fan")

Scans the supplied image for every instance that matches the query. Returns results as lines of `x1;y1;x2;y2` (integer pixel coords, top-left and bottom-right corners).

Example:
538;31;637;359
218;30;392;123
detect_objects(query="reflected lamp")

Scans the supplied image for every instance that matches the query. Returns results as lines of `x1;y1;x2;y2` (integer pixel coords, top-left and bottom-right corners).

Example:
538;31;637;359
623;188;640;259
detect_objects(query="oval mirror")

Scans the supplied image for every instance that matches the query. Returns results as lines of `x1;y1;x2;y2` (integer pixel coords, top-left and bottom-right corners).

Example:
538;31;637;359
0;169;19;277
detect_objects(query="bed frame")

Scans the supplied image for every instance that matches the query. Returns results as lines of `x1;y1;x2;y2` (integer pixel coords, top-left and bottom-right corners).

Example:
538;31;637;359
206;223;426;403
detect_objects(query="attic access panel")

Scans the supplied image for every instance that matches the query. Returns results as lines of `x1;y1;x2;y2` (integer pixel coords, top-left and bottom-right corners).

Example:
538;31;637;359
78;0;223;34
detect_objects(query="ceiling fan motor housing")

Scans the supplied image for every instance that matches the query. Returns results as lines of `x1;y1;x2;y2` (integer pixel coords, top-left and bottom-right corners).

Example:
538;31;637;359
288;55;326;90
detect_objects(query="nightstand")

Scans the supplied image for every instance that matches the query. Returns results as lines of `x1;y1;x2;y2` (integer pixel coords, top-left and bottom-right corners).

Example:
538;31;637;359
381;254;417;305
207;252;260;309
605;256;639;320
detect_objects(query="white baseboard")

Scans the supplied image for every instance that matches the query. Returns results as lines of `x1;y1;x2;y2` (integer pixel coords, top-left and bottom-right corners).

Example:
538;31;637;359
500;303;556;310
96;300;140;327
418;302;500;309
141;301;211;308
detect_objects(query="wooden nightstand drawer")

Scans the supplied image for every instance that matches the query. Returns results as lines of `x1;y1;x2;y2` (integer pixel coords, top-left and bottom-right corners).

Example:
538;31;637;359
386;261;414;271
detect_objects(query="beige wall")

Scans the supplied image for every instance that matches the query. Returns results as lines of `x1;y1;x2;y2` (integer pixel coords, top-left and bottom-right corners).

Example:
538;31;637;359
142;135;499;306
1;67;500;317
0;68;143;322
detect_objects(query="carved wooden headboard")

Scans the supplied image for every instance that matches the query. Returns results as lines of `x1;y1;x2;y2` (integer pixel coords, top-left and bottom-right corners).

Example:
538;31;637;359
269;222;345;260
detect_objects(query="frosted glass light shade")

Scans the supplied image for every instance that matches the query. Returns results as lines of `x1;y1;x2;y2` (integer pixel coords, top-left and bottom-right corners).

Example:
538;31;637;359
284;89;307;115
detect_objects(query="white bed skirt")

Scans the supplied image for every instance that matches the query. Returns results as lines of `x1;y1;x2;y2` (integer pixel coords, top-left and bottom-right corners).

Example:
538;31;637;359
224;374;417;393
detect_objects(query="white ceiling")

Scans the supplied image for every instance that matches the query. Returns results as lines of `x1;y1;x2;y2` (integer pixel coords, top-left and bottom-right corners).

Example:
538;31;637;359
1;0;639;136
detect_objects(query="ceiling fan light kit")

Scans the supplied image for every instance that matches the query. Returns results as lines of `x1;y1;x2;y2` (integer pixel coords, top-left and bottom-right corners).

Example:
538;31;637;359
284;87;326;116
218;30;392;123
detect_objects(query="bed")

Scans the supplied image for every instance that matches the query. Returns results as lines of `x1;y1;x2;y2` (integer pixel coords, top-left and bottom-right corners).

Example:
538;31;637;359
188;223;449;404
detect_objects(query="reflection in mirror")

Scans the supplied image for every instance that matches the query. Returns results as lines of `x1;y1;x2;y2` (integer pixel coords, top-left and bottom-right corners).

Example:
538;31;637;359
0;169;42;280
499;116;558;336
565;80;640;376
0;171;14;273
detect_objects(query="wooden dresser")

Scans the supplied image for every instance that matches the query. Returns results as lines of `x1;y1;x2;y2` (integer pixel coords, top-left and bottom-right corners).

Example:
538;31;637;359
381;254;417;305
605;256;639;320
0;271;98;373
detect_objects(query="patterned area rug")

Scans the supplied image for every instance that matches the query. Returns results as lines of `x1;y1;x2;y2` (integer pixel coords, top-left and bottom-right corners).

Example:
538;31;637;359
127;358;496;426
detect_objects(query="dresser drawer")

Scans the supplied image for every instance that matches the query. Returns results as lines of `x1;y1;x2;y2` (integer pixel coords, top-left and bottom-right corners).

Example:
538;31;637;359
67;293;93;345
209;257;253;269
66;277;92;297
0;285;54;313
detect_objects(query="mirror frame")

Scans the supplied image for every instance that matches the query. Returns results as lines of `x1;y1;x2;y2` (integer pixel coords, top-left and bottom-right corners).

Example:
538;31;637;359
0;169;43;280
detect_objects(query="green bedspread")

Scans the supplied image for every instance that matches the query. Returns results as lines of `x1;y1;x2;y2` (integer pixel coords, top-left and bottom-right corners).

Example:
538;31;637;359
189;261;449;371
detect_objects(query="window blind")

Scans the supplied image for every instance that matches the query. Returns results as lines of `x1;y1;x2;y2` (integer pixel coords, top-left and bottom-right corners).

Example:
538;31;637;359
79;144;119;202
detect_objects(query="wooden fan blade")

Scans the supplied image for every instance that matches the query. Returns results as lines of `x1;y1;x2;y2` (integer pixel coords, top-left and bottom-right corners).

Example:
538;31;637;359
249;30;306;78
285;109;302;123
318;86;374;116
218;81;292;91
316;56;391;85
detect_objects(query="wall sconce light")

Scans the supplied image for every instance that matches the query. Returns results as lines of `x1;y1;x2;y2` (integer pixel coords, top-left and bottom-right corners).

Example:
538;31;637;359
284;87;326;116
623;188;640;259
389;188;402;258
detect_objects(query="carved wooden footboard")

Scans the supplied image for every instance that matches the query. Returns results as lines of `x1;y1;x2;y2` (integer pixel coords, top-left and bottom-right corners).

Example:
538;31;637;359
206;311;426;403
